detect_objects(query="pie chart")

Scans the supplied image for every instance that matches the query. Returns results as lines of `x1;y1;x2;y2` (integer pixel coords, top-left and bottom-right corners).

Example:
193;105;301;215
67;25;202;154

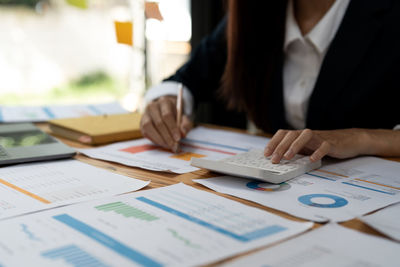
246;181;291;192
298;194;348;208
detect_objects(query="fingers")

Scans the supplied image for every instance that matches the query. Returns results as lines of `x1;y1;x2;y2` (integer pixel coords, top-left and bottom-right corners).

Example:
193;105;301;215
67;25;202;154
310;141;331;162
147;102;176;149
180;115;193;138
265;129;327;164
141;96;180;150
140;113;167;147
159;99;180;142
264;130;288;157
284;129;313;160
270;131;300;163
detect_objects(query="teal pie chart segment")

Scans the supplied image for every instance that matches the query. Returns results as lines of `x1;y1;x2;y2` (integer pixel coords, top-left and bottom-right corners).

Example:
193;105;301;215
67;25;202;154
298;194;348;208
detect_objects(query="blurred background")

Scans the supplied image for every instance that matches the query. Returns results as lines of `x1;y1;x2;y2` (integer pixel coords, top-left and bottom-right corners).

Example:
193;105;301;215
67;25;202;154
0;0;224;111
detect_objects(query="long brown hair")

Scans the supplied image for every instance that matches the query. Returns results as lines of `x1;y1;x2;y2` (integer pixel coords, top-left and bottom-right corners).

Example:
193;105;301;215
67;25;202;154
220;0;288;131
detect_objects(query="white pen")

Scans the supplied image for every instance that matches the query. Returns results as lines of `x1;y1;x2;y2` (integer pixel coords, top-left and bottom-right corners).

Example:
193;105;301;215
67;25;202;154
174;83;183;153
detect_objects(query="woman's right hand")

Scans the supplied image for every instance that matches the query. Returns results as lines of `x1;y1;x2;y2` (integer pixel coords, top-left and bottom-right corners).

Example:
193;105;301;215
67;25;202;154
140;95;193;152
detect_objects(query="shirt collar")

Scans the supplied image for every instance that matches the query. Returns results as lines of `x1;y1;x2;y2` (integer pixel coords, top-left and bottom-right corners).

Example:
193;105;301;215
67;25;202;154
284;0;350;54
284;0;303;51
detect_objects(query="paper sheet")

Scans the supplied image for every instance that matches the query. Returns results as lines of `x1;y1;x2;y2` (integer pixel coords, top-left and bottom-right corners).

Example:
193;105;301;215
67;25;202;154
0;159;149;220
0;102;127;123
0;183;312;267
195;157;400;222
361;203;400;241
79;126;269;173
222;223;400;267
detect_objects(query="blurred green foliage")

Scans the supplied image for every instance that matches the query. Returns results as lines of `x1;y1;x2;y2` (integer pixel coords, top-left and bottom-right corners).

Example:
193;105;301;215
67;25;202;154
0;71;128;105
0;0;40;7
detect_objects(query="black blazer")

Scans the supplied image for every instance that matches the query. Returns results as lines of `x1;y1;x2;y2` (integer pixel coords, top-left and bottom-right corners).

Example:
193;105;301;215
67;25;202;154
167;0;400;133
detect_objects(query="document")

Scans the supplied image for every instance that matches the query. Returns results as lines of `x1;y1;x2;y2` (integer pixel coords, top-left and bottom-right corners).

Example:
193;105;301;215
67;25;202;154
80;127;269;173
361;203;400;241
195;157;400;222
0;102;127;123
222;223;400;267
0;183;312;267
0;159;149;220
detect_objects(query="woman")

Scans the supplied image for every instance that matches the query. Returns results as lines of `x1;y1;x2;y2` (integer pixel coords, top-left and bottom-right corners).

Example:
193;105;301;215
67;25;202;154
141;0;400;163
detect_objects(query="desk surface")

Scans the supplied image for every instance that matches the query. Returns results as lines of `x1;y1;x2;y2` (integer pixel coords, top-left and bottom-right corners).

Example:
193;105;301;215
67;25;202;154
39;123;399;265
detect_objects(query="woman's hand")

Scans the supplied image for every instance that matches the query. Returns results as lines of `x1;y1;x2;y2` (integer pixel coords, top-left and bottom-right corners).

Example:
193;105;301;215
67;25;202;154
264;128;371;163
140;95;193;152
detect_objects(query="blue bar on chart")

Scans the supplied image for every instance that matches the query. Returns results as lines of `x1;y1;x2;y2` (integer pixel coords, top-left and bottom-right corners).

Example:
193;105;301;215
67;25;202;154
41;244;109;267
181;138;249;152
136;197;287;242
53;214;163;267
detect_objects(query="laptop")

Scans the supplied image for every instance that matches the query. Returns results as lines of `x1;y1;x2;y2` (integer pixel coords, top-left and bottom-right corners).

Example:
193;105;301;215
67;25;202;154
0;123;76;166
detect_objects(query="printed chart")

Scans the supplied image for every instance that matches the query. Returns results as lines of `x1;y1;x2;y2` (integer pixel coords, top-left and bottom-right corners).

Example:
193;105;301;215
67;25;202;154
80;127;269;173
0;184;312;267
298;194;348;208
41;245;109;267
195;156;400;222
0;159;148;220
246;181;291;192
223;224;400;267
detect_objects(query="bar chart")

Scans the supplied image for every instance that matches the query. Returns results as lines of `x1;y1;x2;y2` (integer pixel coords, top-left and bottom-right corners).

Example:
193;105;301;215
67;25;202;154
41;244;109;267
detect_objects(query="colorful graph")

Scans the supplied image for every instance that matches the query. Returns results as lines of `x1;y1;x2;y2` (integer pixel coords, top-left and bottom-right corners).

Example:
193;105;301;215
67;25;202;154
180;142;236;155
167;228;202;249
120;142;229;161
95;202;159;221
137;196;287;242
298;194;348;208
342;180;396;195
41;244;109;267
53;214;163;267
0;179;51;204
170;152;205;161
181;138;248;152
120;144;160;154
21;224;42;242
306;169;349;181
246;181;291;192
354;178;400;190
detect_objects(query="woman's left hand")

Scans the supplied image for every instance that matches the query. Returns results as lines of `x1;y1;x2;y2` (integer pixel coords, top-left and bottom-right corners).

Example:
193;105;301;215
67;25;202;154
264;128;371;163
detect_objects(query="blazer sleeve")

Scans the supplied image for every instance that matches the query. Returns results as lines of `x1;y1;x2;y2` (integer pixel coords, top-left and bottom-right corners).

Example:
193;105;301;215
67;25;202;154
165;17;227;107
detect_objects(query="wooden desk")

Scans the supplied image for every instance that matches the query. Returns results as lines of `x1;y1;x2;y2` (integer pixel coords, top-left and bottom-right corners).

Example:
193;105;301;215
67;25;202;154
39;123;398;265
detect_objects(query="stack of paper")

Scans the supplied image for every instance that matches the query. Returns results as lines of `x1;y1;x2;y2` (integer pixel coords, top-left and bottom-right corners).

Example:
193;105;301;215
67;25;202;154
0;159;148;220
361;203;400;241
222;224;400;267
195;157;400;222
0;183;312;266
79;126;269;173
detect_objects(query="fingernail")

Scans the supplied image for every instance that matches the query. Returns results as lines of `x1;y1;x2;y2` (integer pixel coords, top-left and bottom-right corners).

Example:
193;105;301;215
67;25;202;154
264;147;272;156
173;132;180;142
172;143;179;153
271;153;280;163
284;149;293;159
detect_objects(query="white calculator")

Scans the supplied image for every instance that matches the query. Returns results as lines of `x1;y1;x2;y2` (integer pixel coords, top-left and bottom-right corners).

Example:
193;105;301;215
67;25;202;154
190;149;321;184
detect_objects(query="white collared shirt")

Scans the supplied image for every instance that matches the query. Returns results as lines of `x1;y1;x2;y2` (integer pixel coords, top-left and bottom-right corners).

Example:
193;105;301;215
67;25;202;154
283;0;350;129
145;0;360;129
